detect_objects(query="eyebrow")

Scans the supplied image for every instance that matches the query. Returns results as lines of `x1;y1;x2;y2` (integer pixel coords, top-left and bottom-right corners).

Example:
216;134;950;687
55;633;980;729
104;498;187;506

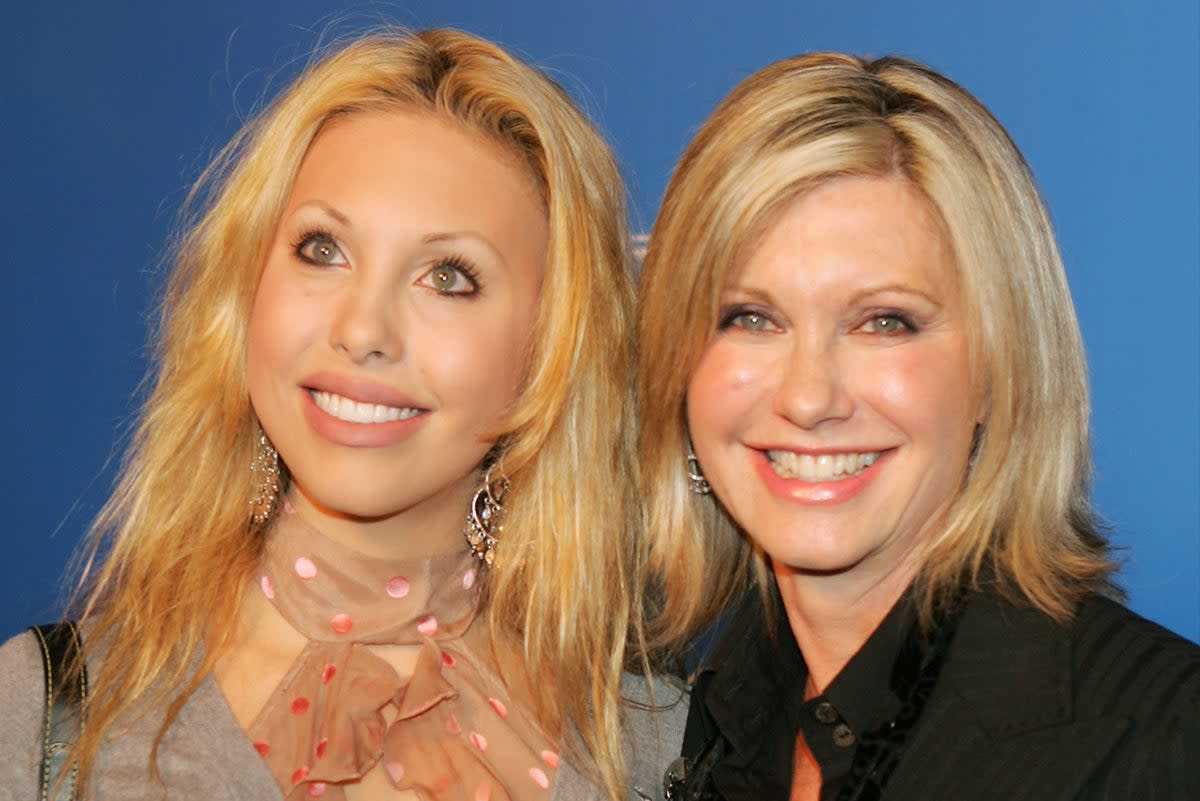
288;200;352;227
846;282;945;308
421;231;509;267
724;281;946;308
422;231;486;246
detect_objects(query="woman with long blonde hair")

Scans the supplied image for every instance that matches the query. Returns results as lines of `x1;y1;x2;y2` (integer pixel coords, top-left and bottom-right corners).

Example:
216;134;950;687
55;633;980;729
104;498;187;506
639;53;1198;800
0;28;684;801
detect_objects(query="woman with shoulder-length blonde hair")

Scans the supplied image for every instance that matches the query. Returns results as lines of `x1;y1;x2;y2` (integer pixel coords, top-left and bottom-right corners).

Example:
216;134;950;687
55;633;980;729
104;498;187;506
639;53;1198;800
0;27;685;801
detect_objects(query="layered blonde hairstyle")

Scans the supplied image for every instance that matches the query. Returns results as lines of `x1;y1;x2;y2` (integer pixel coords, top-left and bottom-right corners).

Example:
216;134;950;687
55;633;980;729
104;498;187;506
638;53;1115;649
69;28;639;798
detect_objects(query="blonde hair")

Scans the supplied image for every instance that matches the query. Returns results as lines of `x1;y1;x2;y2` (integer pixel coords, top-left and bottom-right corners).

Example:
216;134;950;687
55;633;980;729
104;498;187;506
638;53;1115;649
69;28;638;798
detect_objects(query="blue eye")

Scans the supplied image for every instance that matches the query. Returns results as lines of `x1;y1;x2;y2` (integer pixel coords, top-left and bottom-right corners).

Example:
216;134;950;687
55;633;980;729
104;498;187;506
420;256;481;296
295;232;346;266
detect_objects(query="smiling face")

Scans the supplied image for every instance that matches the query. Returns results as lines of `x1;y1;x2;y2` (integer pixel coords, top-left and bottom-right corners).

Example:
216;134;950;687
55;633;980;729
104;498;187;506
247;109;547;545
686;174;981;602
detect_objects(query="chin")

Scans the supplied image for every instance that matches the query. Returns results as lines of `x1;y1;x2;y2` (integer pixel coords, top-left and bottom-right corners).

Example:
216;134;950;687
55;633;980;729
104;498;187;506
765;539;868;577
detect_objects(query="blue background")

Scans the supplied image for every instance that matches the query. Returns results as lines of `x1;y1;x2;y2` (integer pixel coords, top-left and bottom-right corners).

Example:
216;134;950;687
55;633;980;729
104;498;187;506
1;1;1196;642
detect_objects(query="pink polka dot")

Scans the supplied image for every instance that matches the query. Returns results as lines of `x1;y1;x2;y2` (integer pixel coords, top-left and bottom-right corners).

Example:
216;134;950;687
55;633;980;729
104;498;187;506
260;575;275;599
474;779;494;801
321;664;337;684
291;697;311;715
307;782;327;797
315;738;328;759
469;731;488;751
445;713;463;735
291;766;310;785
540;750;560;768
417;615;438;636
253;741;271;757
295;557;317;580
384;761;405;785
330;613;354;635
462;568;477;590
529;766;550;789
442;651;456;668
488;697;508;718
386;575;410;598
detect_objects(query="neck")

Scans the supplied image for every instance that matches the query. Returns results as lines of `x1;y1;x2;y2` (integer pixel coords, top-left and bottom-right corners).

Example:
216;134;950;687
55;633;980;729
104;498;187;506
282;481;475;561
774;545;925;695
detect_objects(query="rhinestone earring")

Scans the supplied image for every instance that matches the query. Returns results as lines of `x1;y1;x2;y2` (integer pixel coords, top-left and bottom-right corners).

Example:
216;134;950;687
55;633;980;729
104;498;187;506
686;446;711;495
464;464;508;566
250;429;281;525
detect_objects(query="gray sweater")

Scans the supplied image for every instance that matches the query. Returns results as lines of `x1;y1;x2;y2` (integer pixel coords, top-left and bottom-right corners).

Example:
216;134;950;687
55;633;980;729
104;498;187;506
0;630;685;800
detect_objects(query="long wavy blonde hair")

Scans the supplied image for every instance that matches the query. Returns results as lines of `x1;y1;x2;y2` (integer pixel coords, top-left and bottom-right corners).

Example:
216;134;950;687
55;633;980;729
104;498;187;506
638;53;1116;650
68;28;639;799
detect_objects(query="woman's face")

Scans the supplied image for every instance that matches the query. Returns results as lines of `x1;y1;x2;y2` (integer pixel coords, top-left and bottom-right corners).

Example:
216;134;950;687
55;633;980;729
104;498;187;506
247;109;547;536
686;174;980;593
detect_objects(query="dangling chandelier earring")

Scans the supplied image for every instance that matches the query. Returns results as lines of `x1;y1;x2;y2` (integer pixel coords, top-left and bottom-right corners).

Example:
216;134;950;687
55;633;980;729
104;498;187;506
464;463;508;566
686;444;711;495
250;429;281;525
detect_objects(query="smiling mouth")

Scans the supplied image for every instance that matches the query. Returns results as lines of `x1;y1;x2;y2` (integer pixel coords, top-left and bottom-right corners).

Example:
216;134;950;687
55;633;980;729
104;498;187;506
766;450;882;482
309;390;423;424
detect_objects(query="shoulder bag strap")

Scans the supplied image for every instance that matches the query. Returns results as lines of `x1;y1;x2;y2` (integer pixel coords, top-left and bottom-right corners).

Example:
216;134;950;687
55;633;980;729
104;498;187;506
29;622;87;801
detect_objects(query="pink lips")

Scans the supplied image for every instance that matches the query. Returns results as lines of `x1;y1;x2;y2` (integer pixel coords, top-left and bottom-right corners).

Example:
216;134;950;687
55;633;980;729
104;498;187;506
300;372;428;448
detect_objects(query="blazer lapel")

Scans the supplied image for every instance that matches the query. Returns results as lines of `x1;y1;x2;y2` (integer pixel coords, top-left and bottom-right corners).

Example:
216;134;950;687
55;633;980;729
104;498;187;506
882;590;1131;801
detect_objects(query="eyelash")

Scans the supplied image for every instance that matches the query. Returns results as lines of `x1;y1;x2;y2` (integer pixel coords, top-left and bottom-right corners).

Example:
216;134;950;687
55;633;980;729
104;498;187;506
859;311;918;335
291;228;343;265
717;304;777;332
289;229;483;296
716;305;921;336
425;254;483;297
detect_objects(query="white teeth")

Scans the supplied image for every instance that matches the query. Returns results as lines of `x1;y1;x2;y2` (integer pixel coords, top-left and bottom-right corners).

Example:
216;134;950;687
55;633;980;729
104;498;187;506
311;391;421;424
766;450;880;482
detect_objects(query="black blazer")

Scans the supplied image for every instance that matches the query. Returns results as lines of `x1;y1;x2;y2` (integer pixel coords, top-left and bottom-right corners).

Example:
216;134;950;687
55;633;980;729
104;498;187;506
880;591;1199;800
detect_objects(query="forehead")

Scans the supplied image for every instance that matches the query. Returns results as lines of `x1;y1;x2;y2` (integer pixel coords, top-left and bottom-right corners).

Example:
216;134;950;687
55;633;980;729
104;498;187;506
291;107;544;220
730;174;958;297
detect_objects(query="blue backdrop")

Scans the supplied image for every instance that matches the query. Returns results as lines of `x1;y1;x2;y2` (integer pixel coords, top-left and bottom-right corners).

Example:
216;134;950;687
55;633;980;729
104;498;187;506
2;1;1196;642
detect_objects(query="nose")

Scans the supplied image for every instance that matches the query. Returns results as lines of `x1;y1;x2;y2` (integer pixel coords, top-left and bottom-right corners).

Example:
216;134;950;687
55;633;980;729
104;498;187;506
328;275;402;364
773;334;854;428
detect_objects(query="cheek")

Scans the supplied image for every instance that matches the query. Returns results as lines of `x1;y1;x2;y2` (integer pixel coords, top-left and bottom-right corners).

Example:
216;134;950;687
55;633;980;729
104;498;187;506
245;279;286;394
686;344;771;440
246;270;312;379
866;341;977;446
418;306;535;415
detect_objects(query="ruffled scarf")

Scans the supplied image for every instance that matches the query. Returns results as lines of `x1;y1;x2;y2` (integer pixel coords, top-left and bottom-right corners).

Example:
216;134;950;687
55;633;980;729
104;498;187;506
246;508;560;800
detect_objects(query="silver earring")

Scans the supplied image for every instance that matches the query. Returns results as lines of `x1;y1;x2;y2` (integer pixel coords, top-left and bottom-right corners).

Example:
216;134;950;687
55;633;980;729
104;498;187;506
686;446;711;495
250;429;281;525
464;464;508;566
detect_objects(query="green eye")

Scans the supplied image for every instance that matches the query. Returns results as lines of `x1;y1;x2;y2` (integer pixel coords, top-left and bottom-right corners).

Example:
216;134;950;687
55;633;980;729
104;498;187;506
717;305;778;332
421;257;480;296
863;314;914;335
737;312;771;330
430;265;461;290
297;233;345;265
